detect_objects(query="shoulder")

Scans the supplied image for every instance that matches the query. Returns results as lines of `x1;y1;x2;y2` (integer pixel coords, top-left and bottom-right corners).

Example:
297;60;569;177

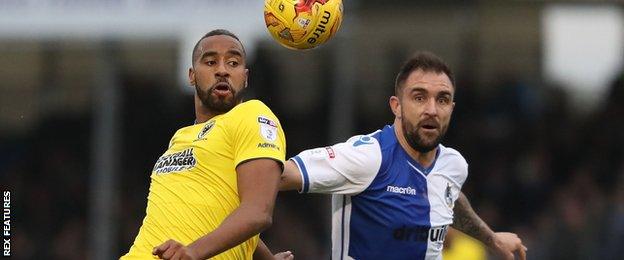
437;145;468;172
436;145;469;180
297;133;383;172
345;134;379;146
439;145;467;165
333;134;383;170
342;134;383;156
232;100;274;115
293;133;383;194
228;100;280;124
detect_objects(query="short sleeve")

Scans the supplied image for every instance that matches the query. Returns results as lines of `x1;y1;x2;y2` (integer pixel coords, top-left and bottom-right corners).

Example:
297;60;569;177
443;147;469;189
435;146;469;210
232;101;286;168
291;135;382;195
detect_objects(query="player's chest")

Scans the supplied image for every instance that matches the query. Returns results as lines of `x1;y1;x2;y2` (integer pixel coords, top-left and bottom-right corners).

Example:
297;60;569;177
154;121;233;172
364;164;458;209
169;120;232;153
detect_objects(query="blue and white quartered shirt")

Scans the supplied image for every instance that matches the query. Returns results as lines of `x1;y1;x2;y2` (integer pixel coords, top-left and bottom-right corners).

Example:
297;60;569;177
291;125;468;260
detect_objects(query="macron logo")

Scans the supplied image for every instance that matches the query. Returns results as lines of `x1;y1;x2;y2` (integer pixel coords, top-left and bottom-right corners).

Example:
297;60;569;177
386;185;417;195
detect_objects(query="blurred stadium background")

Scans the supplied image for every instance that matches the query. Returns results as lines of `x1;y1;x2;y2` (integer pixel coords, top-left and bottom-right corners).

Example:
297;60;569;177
1;0;623;259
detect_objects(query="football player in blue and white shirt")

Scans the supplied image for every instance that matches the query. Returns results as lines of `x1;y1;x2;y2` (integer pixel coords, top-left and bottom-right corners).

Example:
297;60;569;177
277;52;527;260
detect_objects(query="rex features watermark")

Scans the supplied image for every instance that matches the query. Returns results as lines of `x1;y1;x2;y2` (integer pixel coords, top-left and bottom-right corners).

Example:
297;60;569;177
3;190;10;257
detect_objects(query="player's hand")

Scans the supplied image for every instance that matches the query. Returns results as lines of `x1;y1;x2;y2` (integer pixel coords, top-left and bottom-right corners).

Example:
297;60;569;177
152;239;199;260
490;232;527;260
274;251;294;260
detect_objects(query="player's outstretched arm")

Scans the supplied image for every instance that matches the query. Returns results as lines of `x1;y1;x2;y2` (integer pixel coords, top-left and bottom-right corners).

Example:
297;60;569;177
153;158;282;260
279;160;302;191
453;192;527;260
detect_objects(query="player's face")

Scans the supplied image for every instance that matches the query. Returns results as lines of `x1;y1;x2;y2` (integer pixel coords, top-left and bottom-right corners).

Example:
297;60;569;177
189;35;248;113
396;70;454;153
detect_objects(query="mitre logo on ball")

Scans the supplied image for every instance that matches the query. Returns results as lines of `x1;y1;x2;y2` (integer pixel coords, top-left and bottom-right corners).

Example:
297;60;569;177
264;0;343;50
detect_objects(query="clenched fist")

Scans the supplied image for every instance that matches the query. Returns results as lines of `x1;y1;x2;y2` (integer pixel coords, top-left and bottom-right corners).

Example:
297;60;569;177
153;239;199;260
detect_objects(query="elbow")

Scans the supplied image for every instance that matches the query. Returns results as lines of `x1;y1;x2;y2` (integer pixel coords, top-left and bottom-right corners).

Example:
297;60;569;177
260;214;273;231
251;212;273;232
279;175;301;191
261;215;273;230
279;171;291;191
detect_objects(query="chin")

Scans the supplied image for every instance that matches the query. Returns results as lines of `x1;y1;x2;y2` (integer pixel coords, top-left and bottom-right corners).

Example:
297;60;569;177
416;145;438;153
414;136;440;152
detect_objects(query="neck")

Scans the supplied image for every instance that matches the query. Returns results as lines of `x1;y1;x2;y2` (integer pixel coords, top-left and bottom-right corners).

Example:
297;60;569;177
194;94;219;124
393;118;438;168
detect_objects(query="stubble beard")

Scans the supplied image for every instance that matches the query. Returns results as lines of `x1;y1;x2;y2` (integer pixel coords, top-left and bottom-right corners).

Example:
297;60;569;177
195;82;245;114
401;110;447;153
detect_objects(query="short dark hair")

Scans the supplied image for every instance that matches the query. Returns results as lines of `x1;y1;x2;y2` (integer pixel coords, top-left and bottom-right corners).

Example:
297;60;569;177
394;51;455;96
191;29;246;65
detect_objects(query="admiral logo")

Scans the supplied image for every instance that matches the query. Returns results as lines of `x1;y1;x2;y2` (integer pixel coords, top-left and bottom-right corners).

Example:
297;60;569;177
393;225;448;243
386;185;416;195
257;142;280;150
153;148;196;175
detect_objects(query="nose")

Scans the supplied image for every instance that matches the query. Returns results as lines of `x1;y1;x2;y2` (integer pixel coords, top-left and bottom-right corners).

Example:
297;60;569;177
423;98;438;116
215;61;229;77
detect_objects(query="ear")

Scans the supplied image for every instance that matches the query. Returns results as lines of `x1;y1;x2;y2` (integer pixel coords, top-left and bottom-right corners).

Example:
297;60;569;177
244;68;249;88
188;67;196;86
389;96;401;119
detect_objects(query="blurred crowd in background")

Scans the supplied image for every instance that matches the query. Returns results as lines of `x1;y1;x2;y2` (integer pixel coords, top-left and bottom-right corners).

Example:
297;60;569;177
2;54;622;259
1;1;624;260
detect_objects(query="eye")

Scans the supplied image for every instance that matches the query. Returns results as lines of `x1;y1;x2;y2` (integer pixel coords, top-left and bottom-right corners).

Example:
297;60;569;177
437;97;451;105
204;60;216;66
414;95;425;102
227;60;239;67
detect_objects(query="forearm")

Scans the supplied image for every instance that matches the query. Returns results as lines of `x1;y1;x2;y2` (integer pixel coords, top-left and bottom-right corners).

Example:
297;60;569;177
188;204;272;259
253;239;274;260
452;192;496;248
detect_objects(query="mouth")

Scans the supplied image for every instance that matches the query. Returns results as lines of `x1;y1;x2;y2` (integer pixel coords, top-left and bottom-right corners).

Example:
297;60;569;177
211;82;232;96
419;121;439;131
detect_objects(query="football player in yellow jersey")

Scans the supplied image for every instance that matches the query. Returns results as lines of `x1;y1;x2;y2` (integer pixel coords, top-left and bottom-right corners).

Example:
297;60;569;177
122;29;292;260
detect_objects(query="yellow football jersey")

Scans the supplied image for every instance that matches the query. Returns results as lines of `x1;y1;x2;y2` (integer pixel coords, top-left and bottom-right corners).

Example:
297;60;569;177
122;100;286;260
